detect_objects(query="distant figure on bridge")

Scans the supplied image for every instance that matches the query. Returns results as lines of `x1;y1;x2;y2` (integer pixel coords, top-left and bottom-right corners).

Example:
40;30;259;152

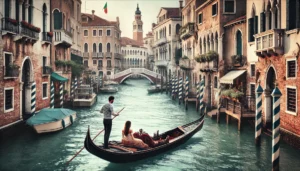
100;96;119;149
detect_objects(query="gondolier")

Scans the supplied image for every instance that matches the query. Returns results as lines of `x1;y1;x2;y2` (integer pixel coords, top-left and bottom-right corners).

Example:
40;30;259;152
100;96;119;149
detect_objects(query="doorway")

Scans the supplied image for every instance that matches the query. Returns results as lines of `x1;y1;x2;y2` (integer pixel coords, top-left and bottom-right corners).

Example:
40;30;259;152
265;67;276;129
21;59;32;116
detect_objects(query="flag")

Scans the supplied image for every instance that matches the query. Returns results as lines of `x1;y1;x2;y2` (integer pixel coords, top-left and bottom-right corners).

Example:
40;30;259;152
103;2;107;14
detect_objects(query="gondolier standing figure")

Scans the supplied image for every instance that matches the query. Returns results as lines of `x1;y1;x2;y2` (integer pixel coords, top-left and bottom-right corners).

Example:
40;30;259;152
100;96;119;149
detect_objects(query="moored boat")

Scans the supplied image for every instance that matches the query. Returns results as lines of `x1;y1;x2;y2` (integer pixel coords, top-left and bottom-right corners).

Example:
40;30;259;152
73;85;97;107
26;108;77;134
84;114;204;163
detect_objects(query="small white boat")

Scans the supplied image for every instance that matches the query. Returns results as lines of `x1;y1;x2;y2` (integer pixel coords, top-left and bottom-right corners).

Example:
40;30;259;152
73;85;97;107
26;108;77;134
100;86;118;93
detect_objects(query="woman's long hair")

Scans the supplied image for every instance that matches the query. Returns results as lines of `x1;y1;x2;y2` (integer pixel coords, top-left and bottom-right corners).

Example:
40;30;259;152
124;121;131;136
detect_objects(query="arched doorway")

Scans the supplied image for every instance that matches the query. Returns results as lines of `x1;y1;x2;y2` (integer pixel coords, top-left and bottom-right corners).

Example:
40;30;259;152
21;58;32;116
265;66;276;129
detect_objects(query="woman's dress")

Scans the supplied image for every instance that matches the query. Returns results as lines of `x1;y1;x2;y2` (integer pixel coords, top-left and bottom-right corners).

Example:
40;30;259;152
122;130;148;149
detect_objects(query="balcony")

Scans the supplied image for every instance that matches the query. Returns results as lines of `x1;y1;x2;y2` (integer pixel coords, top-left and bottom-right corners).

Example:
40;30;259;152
4;65;20;79
98;66;103;70
179;58;194;70
1;18;19;35
92;52;98;58
42;66;52;76
42;32;52;44
106;52;112;58
180;22;195;40
53;29;73;47
83;52;89;58
98;52;104;58
154;37;167;47
107;66;112;70
254;29;284;57
114;53;123;60
155;59;169;67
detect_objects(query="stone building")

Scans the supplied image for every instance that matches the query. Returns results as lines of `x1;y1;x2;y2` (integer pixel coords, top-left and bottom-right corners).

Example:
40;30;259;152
153;5;182;79
133;4;143;45
81;11;122;81
0;0;51;127
143;31;155;71
246;0;300;145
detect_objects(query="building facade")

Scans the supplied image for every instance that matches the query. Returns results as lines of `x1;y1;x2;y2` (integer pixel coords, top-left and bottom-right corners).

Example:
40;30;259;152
81;11;122;81
133;4;143;45
0;0;51;127
144;31;155;71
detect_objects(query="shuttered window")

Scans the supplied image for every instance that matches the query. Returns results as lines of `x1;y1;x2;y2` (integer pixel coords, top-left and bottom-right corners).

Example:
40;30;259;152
84;60;88;67
287;88;296;113
260;12;266;32
287;60;296;78
5;89;13;111
53;10;62;30
212;3;217;16
248;18;254;42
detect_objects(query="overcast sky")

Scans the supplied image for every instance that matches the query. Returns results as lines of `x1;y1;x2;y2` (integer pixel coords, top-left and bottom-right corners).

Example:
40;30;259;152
82;0;180;38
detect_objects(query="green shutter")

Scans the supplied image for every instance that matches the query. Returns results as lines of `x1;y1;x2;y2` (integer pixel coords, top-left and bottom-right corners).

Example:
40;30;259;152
54;12;62;29
260;12;265;32
254;16;258;34
236;31;242;55
248;18;254;42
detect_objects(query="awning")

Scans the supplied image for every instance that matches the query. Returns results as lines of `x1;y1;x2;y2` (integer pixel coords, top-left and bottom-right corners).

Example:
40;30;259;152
51;72;68;82
220;70;246;84
71;53;83;64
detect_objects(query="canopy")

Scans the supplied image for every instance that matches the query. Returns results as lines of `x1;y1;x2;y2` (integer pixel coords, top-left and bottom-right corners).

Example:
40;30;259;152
220;70;246;84
26;108;76;126
51;72;68;82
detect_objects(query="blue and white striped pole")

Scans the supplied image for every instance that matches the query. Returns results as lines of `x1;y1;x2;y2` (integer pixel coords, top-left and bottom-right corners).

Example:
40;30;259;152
255;83;263;145
99;76;103;88
50;81;54;108
178;77;183;104
175;77;178;99
79;78;82;86
217;83;223;123
60;82;63;108
31;82;36;114
196;81;200;111
71;80;74;100
199;79;204;114
271;84;282;171
74;77;78;90
185;76;189;110
171;76;175;99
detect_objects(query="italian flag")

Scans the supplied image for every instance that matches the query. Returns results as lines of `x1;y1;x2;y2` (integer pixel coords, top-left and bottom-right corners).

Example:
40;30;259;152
103;2;108;14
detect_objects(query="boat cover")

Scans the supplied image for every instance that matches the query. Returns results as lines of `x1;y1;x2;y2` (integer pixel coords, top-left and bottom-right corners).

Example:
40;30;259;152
26;108;76;126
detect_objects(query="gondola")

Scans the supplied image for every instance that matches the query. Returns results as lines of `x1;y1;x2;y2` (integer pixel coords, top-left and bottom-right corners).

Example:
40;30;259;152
84;114;205;163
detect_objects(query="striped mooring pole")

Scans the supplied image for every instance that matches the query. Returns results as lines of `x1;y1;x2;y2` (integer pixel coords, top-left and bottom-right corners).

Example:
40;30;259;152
178;77;183;104
169;76;172;96
79;78;82;86
217;84;223;123
50;81;54;108
185;76;189;110
199;79;204;114
171;76;175;99
74;77;78;90
271;84;282;171
95;76;98;93
31;82;36;114
255;82;263;145
71;80;74;100
196;81;200;111
59;82;63;108
175;77;178;99
99;75;103;88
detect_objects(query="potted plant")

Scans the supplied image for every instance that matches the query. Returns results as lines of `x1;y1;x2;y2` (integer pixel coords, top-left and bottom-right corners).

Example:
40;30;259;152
47;32;53;37
7;18;18;26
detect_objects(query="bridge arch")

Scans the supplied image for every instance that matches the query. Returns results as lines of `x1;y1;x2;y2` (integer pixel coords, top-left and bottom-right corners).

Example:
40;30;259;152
119;73;155;84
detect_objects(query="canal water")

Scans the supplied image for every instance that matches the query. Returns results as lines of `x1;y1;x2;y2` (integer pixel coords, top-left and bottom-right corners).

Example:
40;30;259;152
1;79;300;171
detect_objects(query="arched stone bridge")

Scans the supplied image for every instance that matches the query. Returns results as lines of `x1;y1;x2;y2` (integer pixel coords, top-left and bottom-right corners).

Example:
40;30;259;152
113;68;162;84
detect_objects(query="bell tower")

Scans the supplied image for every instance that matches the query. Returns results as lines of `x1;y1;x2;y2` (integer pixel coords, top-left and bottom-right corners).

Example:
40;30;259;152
133;4;143;44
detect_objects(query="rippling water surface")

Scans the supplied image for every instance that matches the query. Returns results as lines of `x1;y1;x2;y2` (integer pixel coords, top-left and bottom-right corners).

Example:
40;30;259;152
1;79;300;171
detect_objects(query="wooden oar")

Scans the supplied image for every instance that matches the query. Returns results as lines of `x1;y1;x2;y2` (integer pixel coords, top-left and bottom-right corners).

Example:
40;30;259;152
66;107;125;165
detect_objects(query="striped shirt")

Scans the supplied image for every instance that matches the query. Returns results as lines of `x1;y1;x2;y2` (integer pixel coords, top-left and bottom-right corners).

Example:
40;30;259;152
100;103;114;119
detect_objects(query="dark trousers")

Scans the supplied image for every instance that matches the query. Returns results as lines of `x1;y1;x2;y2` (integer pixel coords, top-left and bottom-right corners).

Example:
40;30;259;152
103;119;112;148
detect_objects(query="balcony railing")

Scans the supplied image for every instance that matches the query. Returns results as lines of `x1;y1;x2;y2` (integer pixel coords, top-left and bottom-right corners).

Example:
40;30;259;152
254;29;284;56
42;32;52;44
83;52;89;58
42;66;52;75
4;66;20;78
154;37;167;47
179;58;194;70
106;52;112;58
98;52;104;58
53;29;73;47
1;18;19;34
20;25;39;40
180;22;195;40
155;60;168;67
92;52;98;58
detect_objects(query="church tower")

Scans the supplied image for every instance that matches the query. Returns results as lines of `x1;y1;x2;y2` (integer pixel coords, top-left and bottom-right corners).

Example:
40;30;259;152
133;4;143;44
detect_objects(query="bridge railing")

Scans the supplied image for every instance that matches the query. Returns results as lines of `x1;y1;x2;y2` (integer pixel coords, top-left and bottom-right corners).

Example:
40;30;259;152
113;68;163;80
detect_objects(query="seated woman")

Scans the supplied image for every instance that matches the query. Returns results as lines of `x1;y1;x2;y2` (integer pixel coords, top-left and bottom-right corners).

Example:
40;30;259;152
121;121;149;149
133;129;169;148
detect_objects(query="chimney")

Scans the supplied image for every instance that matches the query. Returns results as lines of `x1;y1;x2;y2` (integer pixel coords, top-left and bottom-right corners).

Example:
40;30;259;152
179;0;183;17
92;10;95;20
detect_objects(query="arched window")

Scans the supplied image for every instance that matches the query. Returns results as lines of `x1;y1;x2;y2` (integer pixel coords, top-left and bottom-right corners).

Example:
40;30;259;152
107;43;111;52
42;4;47;32
236;30;242;55
140;51;142;55
273;0;279;29
211;33;214;51
28;0;33;23
169;44;171;60
203;37;206;54
53;9;62;29
207;35;210;51
4;0;10;18
99;43;102;52
169;24;171;35
15;0;19;21
215;32;218;52
199;38;202;54
93;43;97;52
84;43;88;52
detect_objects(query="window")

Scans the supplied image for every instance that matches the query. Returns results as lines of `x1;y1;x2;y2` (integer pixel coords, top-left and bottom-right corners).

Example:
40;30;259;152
93;60;97;65
287;0;300;30
4;88;13;112
84;30;88;36
93;30;97;36
4;52;13;77
42;83;48;99
287;87;297;114
53;9;62;29
198;13;203;24
99;30;103;36
236;30;242;55
98;60;103;66
214;76;218;88
203;76;206;86
107;43;111;52
84;60;88;67
107;71;111;75
250;64;255;77
42;4;47;32
93;43;96;52
212;3;218;16
107;30;111;36
99;43;102;52
107;60;111;67
287;60;296;78
28;0;33;23
84;43;88;52
248;7;258;42
250;84;255;97
224;0;235;13
169;24;171;35
5;0;10;18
